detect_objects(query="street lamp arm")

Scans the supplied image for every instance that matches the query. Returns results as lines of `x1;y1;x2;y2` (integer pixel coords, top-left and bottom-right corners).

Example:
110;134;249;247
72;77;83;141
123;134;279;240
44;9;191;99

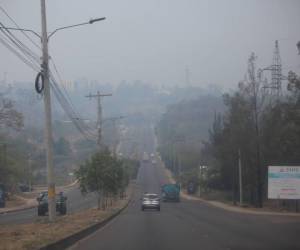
47;17;106;40
0;26;41;39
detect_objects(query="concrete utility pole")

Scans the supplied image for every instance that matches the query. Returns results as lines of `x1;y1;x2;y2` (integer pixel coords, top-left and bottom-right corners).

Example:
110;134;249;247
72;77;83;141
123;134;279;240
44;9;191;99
238;149;243;206
0;0;105;222
40;0;56;222
85;91;112;147
198;166;202;197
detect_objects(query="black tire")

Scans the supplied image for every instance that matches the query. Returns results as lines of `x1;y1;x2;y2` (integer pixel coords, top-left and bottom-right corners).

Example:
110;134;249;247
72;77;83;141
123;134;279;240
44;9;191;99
38;207;44;216
60;206;67;215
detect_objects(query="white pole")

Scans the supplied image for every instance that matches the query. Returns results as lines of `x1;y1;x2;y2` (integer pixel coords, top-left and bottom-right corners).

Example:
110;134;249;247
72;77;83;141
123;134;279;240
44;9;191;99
238;149;243;206
97;91;102;148
199;166;201;197
41;0;56;221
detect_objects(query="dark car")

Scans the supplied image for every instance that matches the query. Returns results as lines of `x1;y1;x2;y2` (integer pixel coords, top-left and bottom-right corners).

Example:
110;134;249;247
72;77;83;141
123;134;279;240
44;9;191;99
19;184;31;192
187;181;197;194
141;193;160;211
0;190;5;208
37;192;67;216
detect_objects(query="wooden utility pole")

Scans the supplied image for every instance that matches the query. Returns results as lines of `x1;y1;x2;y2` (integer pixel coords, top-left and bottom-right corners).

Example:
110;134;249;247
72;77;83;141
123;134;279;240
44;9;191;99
85;91;112;147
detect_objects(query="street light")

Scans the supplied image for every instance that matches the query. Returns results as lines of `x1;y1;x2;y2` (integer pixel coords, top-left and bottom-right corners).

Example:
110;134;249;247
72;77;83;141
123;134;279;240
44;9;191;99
0;17;106;41
0;2;106;222
47;17;106;40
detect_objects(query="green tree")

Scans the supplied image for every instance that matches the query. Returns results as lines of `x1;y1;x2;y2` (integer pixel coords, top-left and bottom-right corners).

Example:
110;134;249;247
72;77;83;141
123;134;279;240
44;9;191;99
54;137;71;156
75;149;125;209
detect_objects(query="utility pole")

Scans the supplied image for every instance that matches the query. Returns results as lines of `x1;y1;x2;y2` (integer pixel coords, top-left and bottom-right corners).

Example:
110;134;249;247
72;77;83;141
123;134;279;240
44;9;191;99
199;166;202;197
0;0;105;222
238;149;243;206
40;0;56;222
85;91;112;148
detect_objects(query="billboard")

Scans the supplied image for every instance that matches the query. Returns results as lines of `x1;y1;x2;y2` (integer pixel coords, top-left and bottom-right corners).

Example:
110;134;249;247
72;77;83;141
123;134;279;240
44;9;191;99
268;166;300;199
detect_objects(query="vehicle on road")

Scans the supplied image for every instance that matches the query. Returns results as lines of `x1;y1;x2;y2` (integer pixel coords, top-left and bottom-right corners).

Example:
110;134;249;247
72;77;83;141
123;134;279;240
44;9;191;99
18;183;31;192
0;189;5;208
37;192;67;216
161;183;180;202
187;181;198;194
141;193;160;211
142;152;149;162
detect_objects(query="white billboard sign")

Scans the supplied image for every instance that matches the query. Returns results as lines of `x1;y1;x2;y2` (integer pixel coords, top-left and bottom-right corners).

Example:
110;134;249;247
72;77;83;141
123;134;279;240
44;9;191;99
268;166;300;199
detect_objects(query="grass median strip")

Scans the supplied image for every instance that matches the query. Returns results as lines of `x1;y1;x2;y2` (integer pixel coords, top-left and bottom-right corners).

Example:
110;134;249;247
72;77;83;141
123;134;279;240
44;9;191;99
0;197;129;250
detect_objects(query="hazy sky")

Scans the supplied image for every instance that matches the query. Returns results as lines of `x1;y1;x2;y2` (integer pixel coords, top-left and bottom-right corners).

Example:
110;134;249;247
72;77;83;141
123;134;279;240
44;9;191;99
0;0;299;88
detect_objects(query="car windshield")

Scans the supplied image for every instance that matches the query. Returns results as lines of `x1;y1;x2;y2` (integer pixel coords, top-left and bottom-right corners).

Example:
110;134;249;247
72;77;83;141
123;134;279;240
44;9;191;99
144;194;158;200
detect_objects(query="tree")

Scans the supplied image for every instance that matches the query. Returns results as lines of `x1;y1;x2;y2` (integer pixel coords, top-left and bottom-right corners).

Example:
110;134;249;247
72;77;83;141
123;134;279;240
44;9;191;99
75;149;125;209
0;96;24;189
54;137;71;156
0;97;23;131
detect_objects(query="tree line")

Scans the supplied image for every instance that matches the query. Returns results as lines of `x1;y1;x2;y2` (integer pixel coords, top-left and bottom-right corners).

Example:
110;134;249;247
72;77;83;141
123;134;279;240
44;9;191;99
157;53;300;208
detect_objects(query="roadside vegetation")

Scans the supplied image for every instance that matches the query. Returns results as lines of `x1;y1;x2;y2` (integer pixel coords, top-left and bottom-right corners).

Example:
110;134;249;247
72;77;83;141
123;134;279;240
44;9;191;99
76;148;139;209
157;53;300;210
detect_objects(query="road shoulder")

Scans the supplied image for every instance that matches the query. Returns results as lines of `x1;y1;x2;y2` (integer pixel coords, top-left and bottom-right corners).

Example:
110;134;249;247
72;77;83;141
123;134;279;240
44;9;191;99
158;155;300;217
0;182;134;250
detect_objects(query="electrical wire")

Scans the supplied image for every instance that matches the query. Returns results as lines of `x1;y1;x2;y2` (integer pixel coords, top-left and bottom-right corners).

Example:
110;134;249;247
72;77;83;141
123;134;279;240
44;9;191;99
49;59;77;112
49;76;97;140
0;23;40;65
0;34;40;72
0;7;96;141
0;5;41;50
48;70;98;134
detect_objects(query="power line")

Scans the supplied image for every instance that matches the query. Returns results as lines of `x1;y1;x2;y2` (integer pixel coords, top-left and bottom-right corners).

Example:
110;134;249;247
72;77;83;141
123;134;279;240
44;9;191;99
49;76;97;140
0;22;40;64
0;5;98;142
49;59;77;112
0;34;40;72
0;5;41;50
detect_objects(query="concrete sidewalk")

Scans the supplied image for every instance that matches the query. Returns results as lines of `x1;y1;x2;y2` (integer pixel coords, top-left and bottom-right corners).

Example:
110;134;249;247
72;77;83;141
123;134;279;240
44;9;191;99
0;196;37;214
158;155;300;217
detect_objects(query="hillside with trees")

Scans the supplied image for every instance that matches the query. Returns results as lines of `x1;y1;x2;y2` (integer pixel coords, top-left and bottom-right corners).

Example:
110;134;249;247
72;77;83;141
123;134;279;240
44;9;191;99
156;53;300;208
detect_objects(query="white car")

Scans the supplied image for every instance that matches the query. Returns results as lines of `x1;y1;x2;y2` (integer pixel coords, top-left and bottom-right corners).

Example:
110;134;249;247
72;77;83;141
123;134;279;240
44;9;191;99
141;193;160;211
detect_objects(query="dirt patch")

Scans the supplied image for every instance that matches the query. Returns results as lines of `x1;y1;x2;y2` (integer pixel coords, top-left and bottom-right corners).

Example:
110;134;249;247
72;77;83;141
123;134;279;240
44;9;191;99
0;188;132;250
2;195;27;209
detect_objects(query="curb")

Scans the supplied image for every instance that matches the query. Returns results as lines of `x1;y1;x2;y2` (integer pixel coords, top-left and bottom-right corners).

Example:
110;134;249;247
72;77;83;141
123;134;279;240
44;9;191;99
39;196;132;250
181;191;300;217
0;204;37;215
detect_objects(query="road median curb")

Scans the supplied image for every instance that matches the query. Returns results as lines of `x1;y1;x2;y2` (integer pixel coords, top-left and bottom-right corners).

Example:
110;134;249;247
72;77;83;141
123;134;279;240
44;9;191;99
0;204;37;215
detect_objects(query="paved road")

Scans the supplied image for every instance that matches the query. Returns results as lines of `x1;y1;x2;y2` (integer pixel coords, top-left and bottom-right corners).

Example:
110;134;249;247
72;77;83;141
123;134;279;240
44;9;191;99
70;160;300;250
0;187;98;225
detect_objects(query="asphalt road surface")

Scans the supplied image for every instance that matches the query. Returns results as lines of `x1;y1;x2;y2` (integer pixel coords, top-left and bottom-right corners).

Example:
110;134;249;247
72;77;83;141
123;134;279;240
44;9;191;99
70;161;300;250
0;187;98;225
